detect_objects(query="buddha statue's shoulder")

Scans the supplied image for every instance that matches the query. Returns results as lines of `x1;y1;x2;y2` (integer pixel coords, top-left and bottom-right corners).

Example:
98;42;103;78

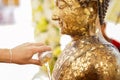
52;37;120;80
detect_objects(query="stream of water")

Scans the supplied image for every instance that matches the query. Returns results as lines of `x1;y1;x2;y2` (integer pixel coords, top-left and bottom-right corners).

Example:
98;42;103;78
44;62;52;80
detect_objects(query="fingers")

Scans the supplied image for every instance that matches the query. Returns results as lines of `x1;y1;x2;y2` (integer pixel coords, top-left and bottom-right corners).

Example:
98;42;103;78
31;42;45;46
25;42;52;54
32;45;52;54
26;42;52;53
24;42;45;46
29;59;42;66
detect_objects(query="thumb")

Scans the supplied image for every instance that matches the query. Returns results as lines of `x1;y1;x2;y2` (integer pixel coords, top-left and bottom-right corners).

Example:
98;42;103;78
29;59;42;66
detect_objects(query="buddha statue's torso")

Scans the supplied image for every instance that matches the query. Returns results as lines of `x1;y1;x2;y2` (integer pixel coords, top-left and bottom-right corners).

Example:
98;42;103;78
52;36;120;80
52;0;120;80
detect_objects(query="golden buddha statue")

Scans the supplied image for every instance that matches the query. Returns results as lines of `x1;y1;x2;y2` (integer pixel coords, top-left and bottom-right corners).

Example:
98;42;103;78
52;0;120;80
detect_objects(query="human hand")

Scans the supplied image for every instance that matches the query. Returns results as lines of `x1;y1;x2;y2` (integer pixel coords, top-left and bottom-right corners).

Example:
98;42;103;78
11;42;51;65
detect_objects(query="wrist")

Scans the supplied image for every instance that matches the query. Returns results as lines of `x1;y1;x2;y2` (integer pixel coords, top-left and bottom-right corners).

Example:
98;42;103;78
0;49;10;63
9;49;13;63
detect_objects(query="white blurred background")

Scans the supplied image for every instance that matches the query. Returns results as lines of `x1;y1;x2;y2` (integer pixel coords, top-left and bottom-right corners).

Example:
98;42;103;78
0;0;119;80
0;0;39;80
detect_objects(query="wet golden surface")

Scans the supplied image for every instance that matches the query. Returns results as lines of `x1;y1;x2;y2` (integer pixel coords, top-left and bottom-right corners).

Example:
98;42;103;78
52;36;120;80
52;0;120;80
